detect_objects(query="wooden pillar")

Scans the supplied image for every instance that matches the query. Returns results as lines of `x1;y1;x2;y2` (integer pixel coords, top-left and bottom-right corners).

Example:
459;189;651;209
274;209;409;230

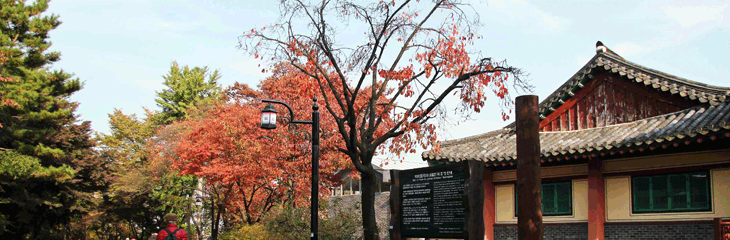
389;170;402;240
714;218;721;240
516;95;543;240
483;167;495;240
588;157;605;240
713;218;729;240
466;160;485;240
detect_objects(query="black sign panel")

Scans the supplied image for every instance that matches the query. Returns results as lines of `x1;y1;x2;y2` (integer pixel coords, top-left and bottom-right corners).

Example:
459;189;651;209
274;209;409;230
399;161;468;238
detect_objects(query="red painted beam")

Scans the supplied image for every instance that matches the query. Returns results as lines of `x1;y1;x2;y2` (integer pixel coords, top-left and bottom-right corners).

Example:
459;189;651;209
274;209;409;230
588;157;605;240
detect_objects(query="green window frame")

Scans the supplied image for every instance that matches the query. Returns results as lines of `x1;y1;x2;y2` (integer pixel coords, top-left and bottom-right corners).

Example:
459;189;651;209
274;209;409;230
515;181;572;216
632;171;711;213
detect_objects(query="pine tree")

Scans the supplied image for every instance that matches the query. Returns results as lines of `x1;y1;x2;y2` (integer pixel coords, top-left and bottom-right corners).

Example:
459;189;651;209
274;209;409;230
155;61;221;124
151;62;222;235
95;63;223;238
0;0;108;237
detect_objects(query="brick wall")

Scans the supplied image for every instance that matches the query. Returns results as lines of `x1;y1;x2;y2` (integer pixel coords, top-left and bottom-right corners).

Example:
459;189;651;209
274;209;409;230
495;223;714;240
495;224;587;240
605;223;713;240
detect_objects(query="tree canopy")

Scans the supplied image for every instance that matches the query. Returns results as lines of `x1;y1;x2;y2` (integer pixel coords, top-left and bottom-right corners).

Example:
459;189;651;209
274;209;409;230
96;61;223;239
167;63;363;226
155;61;222;124
0;0;108;238
240;0;531;238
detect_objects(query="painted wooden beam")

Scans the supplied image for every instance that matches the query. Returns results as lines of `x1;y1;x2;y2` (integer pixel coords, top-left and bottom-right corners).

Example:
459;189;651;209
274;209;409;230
588;157;605;240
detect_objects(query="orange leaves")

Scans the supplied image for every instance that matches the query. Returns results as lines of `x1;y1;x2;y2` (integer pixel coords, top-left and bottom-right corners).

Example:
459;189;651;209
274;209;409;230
240;0;524;173
377;65;414;82
387;120;438;157
166;62;354;220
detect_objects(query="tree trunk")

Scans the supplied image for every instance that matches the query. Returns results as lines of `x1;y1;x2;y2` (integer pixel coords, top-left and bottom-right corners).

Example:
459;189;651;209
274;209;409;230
360;168;380;240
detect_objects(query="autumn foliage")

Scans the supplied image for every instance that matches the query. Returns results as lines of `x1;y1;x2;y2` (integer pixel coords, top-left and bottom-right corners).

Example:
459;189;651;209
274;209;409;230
165;63;375;224
239;0;530;238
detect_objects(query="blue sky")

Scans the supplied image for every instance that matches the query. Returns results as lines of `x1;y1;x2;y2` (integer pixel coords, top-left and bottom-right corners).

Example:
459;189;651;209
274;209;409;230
46;0;729;164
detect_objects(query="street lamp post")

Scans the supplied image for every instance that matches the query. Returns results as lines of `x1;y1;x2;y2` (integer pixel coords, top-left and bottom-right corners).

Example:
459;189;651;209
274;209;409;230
260;98;320;240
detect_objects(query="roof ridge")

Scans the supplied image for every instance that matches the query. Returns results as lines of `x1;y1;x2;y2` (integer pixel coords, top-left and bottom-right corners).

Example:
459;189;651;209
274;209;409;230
601;53;730;94
538;51;730;118
537;53;603;109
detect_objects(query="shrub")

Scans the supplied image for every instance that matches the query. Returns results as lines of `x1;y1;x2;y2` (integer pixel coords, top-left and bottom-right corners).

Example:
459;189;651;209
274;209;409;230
262;199;362;240
219;224;269;240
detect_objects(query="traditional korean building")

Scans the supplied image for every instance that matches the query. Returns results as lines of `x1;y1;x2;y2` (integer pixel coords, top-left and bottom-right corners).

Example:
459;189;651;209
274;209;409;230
422;42;730;240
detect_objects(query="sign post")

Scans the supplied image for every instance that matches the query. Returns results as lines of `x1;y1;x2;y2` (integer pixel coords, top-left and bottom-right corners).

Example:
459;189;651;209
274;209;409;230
389;170;402;240
466;160;485;240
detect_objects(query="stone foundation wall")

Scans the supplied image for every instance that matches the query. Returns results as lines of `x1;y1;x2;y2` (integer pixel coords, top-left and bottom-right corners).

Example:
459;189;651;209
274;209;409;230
329;192;391;238
495;224;587;240
604;223;713;240
495;222;714;240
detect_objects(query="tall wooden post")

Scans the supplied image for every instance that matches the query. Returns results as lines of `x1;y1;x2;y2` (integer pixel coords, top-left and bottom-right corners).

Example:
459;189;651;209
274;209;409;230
516;95;543;240
588;157;605;240
466;160;485;240
389;170;402;240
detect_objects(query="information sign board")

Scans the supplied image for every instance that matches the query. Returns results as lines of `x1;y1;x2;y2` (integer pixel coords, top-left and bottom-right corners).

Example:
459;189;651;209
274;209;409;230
399;162;468;238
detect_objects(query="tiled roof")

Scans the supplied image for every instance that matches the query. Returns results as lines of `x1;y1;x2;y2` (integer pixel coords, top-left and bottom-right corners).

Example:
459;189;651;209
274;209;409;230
422;102;730;164
537;52;730;119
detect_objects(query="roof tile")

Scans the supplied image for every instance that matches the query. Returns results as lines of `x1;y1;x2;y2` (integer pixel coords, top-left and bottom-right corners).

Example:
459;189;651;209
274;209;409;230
423;102;730;163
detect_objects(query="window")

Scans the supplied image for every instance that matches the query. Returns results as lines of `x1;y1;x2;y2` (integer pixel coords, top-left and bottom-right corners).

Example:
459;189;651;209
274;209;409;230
515;181;572;216
632;172;711;213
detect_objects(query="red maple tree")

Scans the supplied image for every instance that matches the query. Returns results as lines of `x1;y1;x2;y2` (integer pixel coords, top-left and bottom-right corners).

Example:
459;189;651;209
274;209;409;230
162;63;390;225
240;1;531;238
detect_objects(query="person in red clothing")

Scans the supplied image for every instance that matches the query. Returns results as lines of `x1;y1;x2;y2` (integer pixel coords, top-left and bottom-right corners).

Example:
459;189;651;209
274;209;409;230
157;213;188;240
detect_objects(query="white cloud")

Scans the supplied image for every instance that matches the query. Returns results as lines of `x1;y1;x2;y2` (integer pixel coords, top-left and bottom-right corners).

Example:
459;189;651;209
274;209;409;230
486;0;571;33
606;2;729;59
662;4;728;28
533;8;571;33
